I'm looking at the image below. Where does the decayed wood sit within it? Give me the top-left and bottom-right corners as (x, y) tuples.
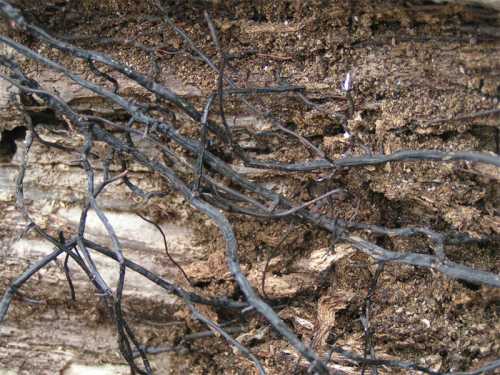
(0, 66), (207, 373)
(0, 66), (283, 374)
(0, 1), (499, 374)
(434, 0), (500, 10)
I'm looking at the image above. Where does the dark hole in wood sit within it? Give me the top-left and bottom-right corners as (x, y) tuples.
(0, 126), (27, 162)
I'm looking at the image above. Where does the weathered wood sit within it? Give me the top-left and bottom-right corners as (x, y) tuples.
(1, 1), (499, 374)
